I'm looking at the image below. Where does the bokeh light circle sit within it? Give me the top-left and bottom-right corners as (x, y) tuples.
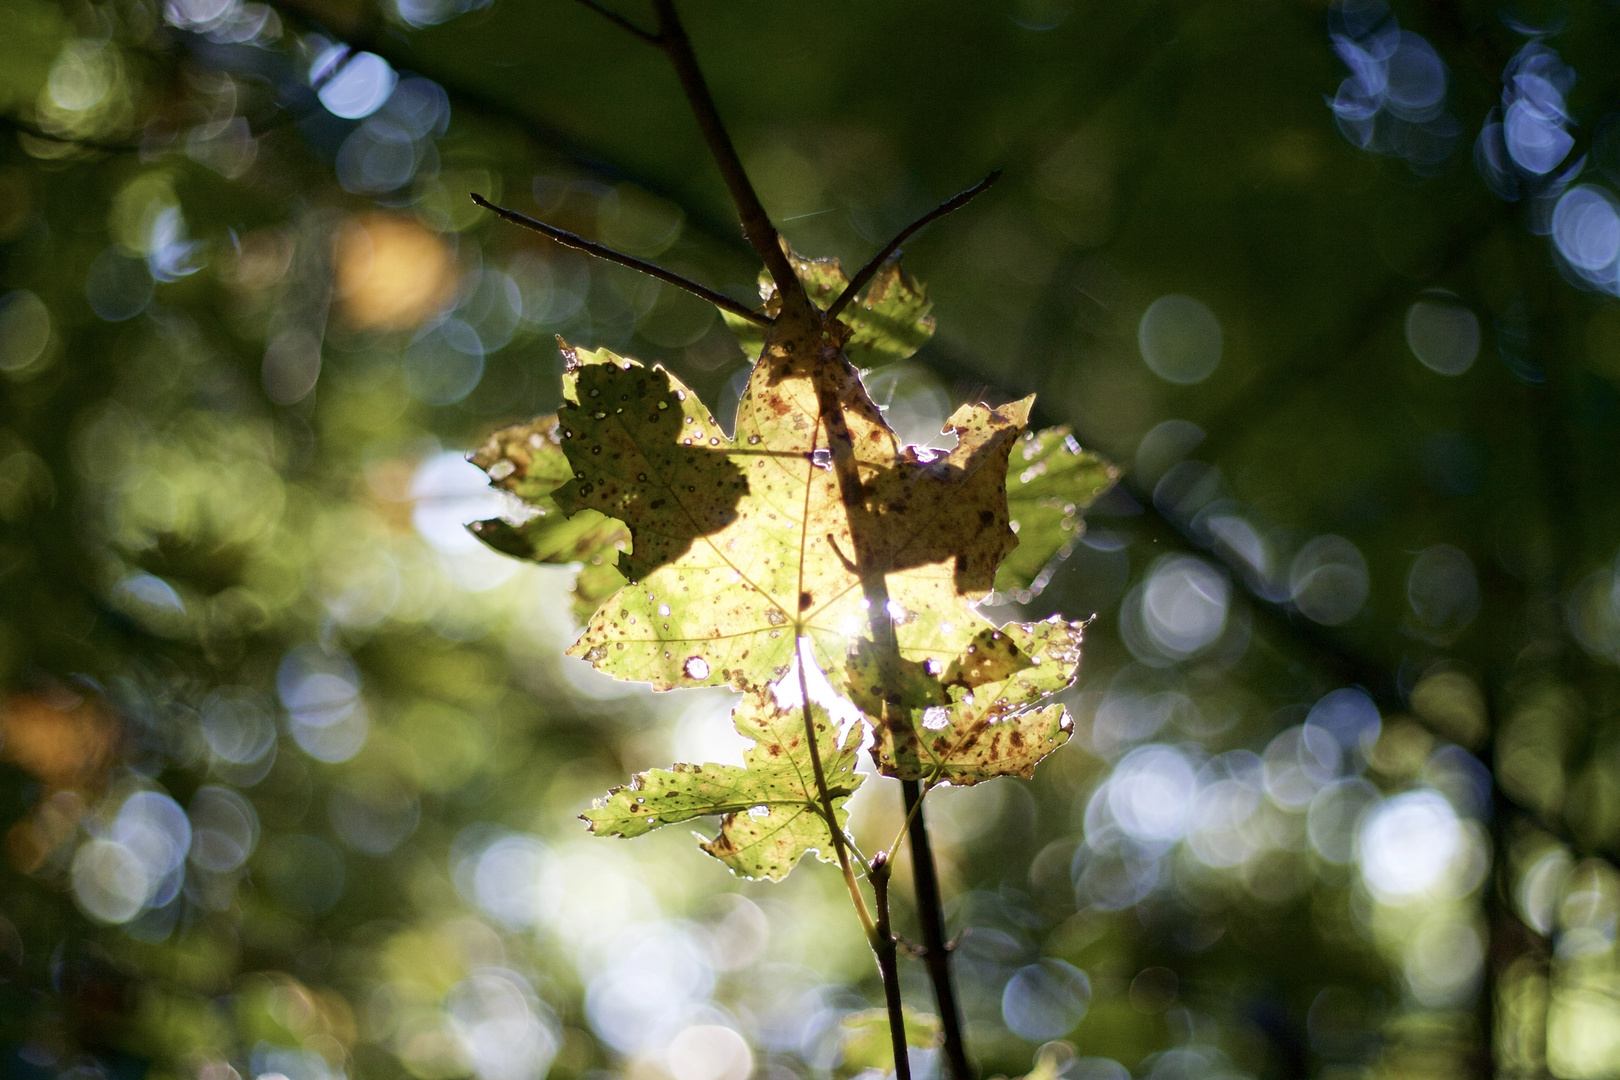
(188, 786), (259, 872)
(278, 645), (369, 763)
(1404, 297), (1479, 375)
(113, 791), (192, 882)
(1305, 687), (1381, 760)
(1138, 295), (1222, 384)
(444, 969), (561, 1080)
(404, 318), (485, 405)
(1505, 97), (1574, 175)
(1140, 554), (1229, 658)
(1358, 788), (1460, 901)
(1107, 745), (1198, 845)
(1552, 185), (1620, 272)
(0, 290), (52, 373)
(313, 48), (397, 120)
(1407, 543), (1479, 635)
(1001, 959), (1091, 1040)
(1289, 535), (1369, 625)
(71, 838), (150, 923)
(473, 833), (555, 928)
(1382, 32), (1446, 121)
(667, 1025), (753, 1080)
(1263, 725), (1341, 810)
(86, 248), (154, 321)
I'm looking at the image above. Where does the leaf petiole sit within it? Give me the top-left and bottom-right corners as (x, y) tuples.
(794, 637), (877, 942)
(880, 775), (936, 868)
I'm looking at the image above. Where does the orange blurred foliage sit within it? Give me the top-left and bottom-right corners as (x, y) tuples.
(2, 691), (118, 872)
(1, 691), (117, 790)
(334, 214), (455, 331)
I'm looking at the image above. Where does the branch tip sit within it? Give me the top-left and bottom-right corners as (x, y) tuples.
(570, 0), (661, 43)
(473, 193), (771, 327)
(826, 169), (1003, 321)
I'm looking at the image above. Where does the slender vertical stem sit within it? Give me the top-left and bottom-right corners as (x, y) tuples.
(800, 328), (925, 1075)
(902, 779), (972, 1080)
(795, 637), (876, 940)
(647, 0), (805, 304)
(870, 855), (914, 1080)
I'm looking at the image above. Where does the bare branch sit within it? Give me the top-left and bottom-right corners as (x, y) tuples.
(470, 193), (770, 327)
(647, 0), (804, 305)
(868, 855), (914, 1080)
(827, 170), (1001, 320)
(570, 0), (661, 44)
(901, 779), (972, 1080)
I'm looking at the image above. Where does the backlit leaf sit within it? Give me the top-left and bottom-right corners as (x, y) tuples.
(873, 616), (1084, 784)
(995, 427), (1120, 601)
(556, 338), (1032, 694)
(722, 248), (935, 368)
(467, 415), (630, 619)
(837, 1006), (941, 1079)
(580, 692), (863, 881)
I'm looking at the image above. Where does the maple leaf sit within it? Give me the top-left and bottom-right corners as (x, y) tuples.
(722, 248), (935, 368)
(869, 616), (1085, 785)
(467, 415), (629, 619)
(579, 691), (862, 881)
(476, 251), (1117, 883)
(995, 427), (1120, 602)
(553, 336), (1031, 696)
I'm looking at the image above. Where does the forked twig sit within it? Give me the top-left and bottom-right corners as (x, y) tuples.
(573, 0), (806, 305)
(571, 0), (659, 42)
(559, 7), (982, 1077)
(469, 193), (769, 326)
(826, 170), (1002, 321)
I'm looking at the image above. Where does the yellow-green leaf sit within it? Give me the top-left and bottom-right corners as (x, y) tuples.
(995, 426), (1120, 602)
(467, 415), (632, 619)
(557, 337), (1032, 695)
(837, 1007), (941, 1080)
(874, 617), (1084, 784)
(469, 415), (576, 502)
(721, 247), (935, 368)
(580, 692), (863, 881)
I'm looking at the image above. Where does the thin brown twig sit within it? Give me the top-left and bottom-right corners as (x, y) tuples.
(902, 779), (972, 1080)
(645, 0), (804, 304)
(469, 193), (770, 326)
(826, 170), (1002, 321)
(869, 854), (915, 1080)
(881, 776), (932, 864)
(569, 0), (805, 304)
(804, 296), (975, 1076)
(791, 430), (875, 936)
(570, 0), (660, 43)
(794, 638), (876, 940)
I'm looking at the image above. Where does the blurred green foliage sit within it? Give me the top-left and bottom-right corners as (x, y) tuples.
(3, 2), (1620, 1080)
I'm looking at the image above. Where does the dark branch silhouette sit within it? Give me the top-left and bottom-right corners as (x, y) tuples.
(470, 193), (770, 326)
(573, 0), (804, 306)
(570, 0), (660, 43)
(901, 780), (972, 1080)
(827, 170), (1002, 321)
(646, 0), (803, 303)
